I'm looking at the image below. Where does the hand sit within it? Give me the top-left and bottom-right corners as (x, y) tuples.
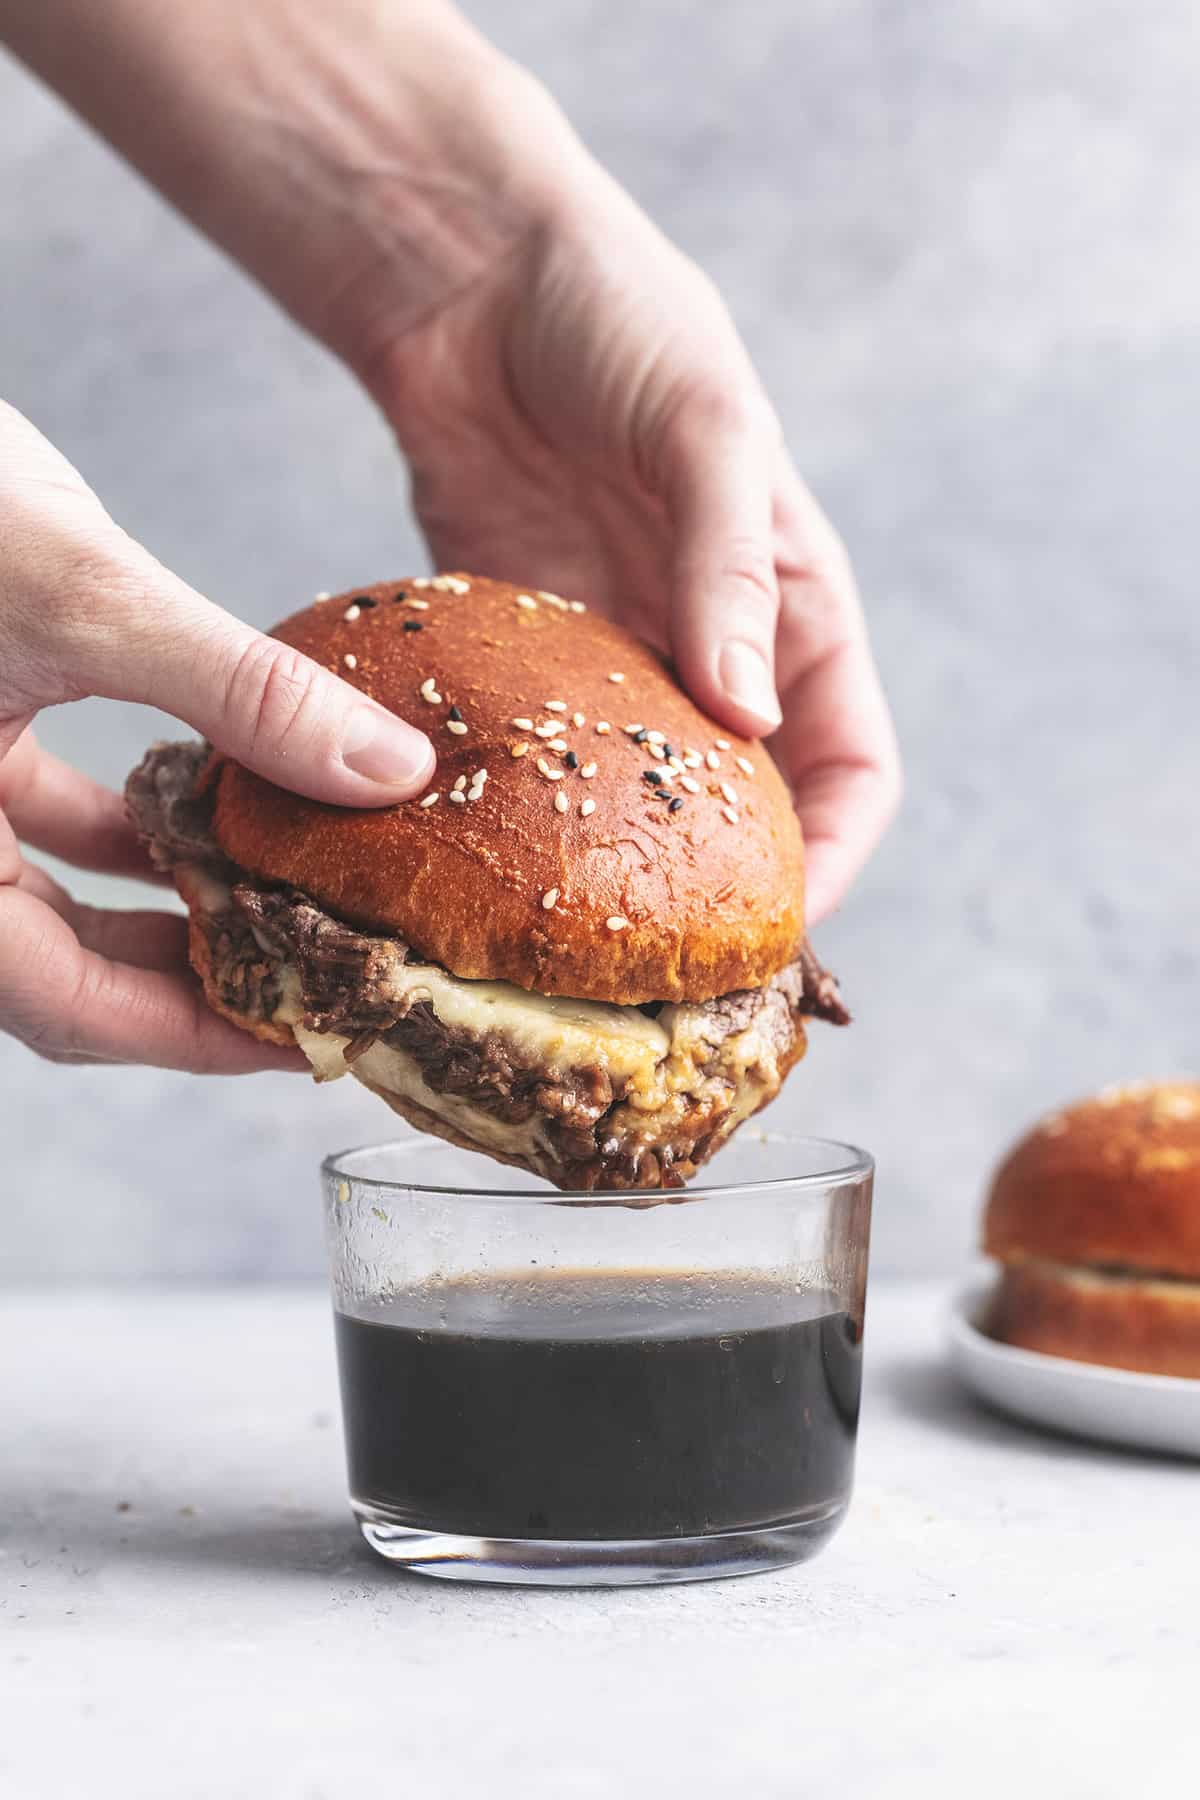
(367, 187), (900, 920)
(0, 401), (433, 1070)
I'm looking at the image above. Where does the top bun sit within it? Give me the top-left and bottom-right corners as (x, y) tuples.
(984, 1081), (1200, 1279)
(211, 575), (805, 1004)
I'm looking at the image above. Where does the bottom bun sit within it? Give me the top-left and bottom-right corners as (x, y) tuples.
(985, 1260), (1200, 1378)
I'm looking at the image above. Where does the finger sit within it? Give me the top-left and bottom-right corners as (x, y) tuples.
(18, 862), (192, 973)
(0, 403), (434, 806)
(774, 640), (901, 924)
(71, 564), (435, 806)
(0, 731), (167, 881)
(771, 471), (900, 921)
(0, 885), (304, 1073)
(660, 398), (783, 737)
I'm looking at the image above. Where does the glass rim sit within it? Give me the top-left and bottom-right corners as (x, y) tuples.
(321, 1133), (873, 1204)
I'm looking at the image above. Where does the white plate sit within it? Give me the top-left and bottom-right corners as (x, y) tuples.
(947, 1279), (1200, 1459)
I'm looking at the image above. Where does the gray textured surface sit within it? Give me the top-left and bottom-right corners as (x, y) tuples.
(3, 1280), (1196, 1797)
(2, 4), (1197, 1279)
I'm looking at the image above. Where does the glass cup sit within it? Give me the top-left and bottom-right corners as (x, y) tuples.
(322, 1132), (873, 1587)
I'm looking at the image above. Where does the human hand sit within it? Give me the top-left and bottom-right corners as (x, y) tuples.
(0, 401), (433, 1070)
(368, 184), (901, 921)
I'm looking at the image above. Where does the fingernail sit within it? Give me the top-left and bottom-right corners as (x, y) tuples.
(341, 707), (433, 787)
(718, 640), (782, 731)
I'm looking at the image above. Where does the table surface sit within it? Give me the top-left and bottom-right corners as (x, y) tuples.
(3, 1279), (1197, 1799)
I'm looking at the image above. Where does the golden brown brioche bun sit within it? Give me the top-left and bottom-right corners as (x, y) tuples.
(984, 1081), (1200, 1279)
(983, 1081), (1200, 1375)
(211, 575), (804, 1005)
(982, 1260), (1200, 1379)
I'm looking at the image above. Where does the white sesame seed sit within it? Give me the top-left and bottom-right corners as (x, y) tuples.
(343, 604), (361, 622)
(540, 592), (569, 612)
(343, 653), (357, 670)
(554, 790), (569, 813)
(432, 574), (470, 594)
(683, 751), (702, 769)
(419, 792), (439, 808)
(537, 759), (565, 781)
(735, 756), (755, 777)
(315, 589), (331, 601)
(623, 723), (643, 737)
(511, 717), (535, 731)
(473, 768), (488, 784)
(420, 678), (440, 702)
(646, 730), (666, 745)
(722, 805), (739, 825)
(680, 775), (701, 795)
(406, 597), (431, 611)
(606, 916), (629, 932)
(608, 672), (625, 684)
(720, 782), (739, 806)
(569, 600), (587, 614)
(648, 742), (665, 760)
(510, 741), (530, 758)
(715, 738), (731, 751)
(572, 712), (585, 728)
(580, 762), (597, 779)
(516, 594), (538, 611)
(595, 721), (611, 735)
(544, 700), (567, 713)
(536, 590), (561, 605)
(667, 756), (685, 773)
(542, 888), (559, 910)
(705, 750), (721, 771)
(453, 776), (467, 793)
(411, 577), (432, 587)
(580, 798), (596, 817)
(446, 719), (468, 736)
(547, 738), (568, 753)
(534, 723), (558, 739)
(467, 785), (485, 802)
(448, 790), (466, 804)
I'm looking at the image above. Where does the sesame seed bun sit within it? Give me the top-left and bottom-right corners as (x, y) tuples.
(210, 574), (805, 1005)
(981, 1081), (1200, 1375)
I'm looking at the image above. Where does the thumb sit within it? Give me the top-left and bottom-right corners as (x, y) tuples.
(115, 579), (436, 805)
(1, 399), (434, 805)
(661, 401), (783, 738)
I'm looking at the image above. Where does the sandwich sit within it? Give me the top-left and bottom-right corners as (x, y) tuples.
(983, 1081), (1200, 1375)
(126, 574), (848, 1190)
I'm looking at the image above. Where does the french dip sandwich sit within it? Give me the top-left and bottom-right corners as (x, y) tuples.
(983, 1081), (1200, 1376)
(127, 574), (847, 1190)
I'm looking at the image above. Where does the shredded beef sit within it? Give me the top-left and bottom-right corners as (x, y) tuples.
(125, 741), (222, 869)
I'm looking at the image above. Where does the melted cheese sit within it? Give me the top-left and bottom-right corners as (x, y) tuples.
(280, 952), (668, 1090)
(293, 1026), (551, 1167)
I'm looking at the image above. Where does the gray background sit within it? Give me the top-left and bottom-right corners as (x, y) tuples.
(1, 2), (1196, 1280)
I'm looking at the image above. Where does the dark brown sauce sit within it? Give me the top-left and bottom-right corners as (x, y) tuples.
(335, 1272), (861, 1541)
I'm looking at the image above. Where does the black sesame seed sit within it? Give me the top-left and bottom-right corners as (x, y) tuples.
(662, 743), (676, 759)
(448, 704), (463, 722)
(392, 590), (407, 603)
(356, 596), (378, 609)
(643, 769), (664, 786)
(634, 729), (650, 744)
(564, 751), (579, 770)
(669, 796), (685, 813)
(402, 618), (423, 633)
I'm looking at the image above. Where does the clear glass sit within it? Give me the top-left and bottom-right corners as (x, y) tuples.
(322, 1131), (873, 1587)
